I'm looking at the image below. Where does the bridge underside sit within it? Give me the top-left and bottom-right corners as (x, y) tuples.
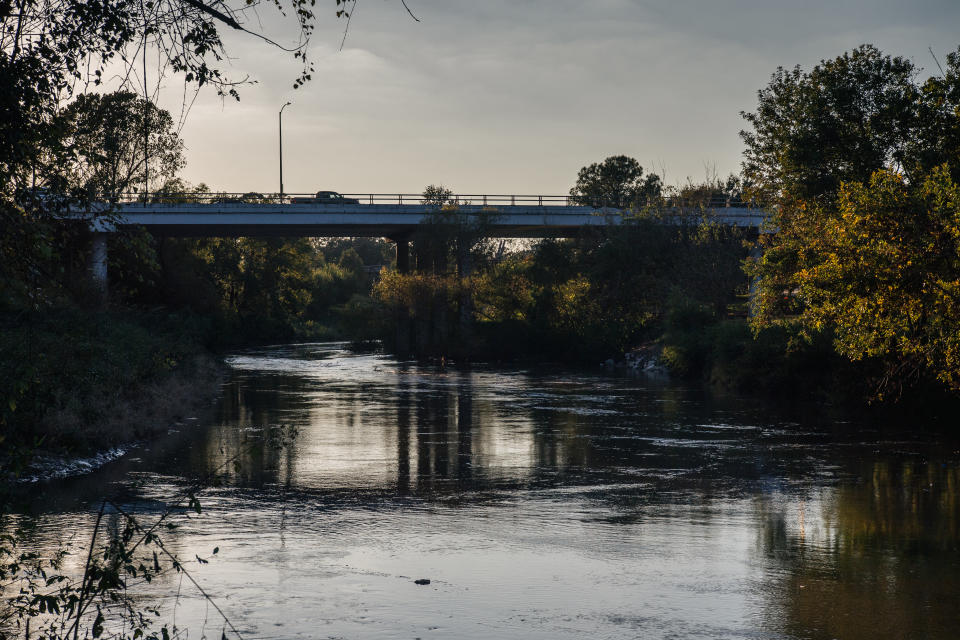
(113, 220), (592, 239)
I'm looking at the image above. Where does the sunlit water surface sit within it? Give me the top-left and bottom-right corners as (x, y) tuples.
(19, 343), (960, 639)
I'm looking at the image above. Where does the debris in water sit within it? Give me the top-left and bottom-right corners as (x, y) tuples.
(414, 578), (431, 585)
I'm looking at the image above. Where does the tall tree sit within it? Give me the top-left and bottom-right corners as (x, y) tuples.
(741, 45), (921, 207)
(1, 0), (320, 191)
(0, 0), (367, 306)
(744, 44), (960, 395)
(569, 155), (662, 209)
(421, 184), (456, 207)
(57, 92), (184, 198)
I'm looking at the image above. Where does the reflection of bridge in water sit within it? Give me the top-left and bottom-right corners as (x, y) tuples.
(85, 192), (770, 289)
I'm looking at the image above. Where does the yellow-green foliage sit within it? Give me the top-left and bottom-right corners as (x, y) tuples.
(374, 270), (466, 311)
(472, 258), (536, 323)
(777, 167), (960, 393)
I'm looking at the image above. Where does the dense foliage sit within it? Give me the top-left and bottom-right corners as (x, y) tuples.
(0, 309), (218, 461)
(140, 235), (386, 341)
(744, 44), (960, 396)
(368, 178), (751, 362)
(779, 168), (960, 396)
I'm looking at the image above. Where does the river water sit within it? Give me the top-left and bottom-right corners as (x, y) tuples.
(17, 343), (960, 639)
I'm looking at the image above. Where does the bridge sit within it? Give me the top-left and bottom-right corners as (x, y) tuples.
(95, 192), (767, 236)
(84, 192), (770, 292)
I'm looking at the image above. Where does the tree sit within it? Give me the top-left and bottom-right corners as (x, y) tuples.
(1, 0), (319, 189)
(0, 0), (361, 306)
(57, 92), (185, 198)
(741, 45), (921, 207)
(742, 44), (960, 207)
(744, 44), (960, 396)
(782, 167), (960, 395)
(421, 184), (456, 207)
(317, 236), (394, 266)
(569, 155), (662, 209)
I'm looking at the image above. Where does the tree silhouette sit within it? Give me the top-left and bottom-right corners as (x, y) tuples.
(569, 155), (662, 209)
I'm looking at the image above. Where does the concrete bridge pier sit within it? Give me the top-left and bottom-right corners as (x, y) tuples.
(87, 232), (109, 303)
(456, 238), (473, 355)
(390, 235), (413, 355)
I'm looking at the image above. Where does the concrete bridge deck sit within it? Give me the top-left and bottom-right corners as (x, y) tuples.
(98, 202), (769, 238)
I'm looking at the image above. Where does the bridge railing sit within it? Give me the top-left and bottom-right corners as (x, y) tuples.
(114, 192), (580, 206)
(342, 193), (576, 206)
(113, 191), (765, 209)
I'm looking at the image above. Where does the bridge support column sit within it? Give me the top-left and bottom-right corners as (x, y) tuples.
(390, 236), (412, 356)
(87, 232), (108, 304)
(456, 238), (473, 358)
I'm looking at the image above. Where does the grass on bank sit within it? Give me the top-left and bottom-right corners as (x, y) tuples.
(0, 309), (222, 469)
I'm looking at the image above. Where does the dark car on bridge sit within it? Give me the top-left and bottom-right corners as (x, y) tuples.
(290, 190), (360, 205)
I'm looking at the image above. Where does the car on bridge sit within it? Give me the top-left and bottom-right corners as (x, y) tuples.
(290, 190), (360, 205)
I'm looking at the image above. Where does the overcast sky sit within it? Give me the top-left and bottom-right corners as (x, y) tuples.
(159, 0), (960, 195)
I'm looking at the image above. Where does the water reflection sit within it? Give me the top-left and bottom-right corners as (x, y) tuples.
(757, 461), (960, 639)
(203, 347), (812, 497)
(11, 343), (960, 639)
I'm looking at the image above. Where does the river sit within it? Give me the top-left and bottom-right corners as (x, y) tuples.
(14, 343), (960, 639)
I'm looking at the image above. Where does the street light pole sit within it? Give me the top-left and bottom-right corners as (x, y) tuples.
(279, 101), (292, 201)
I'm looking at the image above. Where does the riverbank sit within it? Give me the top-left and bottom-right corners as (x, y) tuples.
(632, 316), (960, 419)
(0, 309), (225, 478)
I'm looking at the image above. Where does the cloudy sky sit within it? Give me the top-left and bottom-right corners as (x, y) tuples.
(161, 0), (960, 195)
